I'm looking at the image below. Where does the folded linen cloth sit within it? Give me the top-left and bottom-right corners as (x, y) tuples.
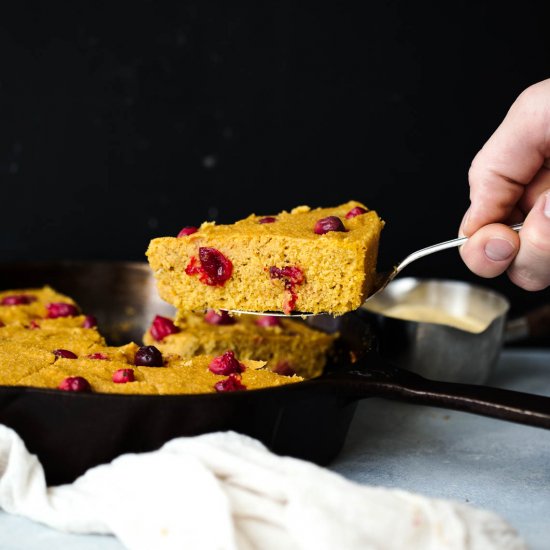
(0, 425), (524, 550)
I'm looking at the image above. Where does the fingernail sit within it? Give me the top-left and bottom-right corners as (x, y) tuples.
(484, 238), (516, 262)
(544, 192), (550, 219)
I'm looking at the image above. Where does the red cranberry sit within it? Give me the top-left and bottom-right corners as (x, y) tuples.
(135, 345), (164, 367)
(87, 353), (109, 360)
(58, 376), (91, 392)
(46, 302), (79, 319)
(209, 350), (245, 375)
(259, 216), (277, 224)
(273, 361), (296, 376)
(255, 315), (281, 328)
(1, 294), (37, 306)
(204, 309), (236, 326)
(268, 266), (305, 314)
(112, 368), (135, 383)
(214, 373), (247, 392)
(269, 266), (304, 286)
(345, 206), (368, 219)
(28, 320), (40, 329)
(82, 315), (97, 328)
(198, 247), (233, 286)
(314, 216), (346, 235)
(150, 315), (180, 341)
(185, 247), (233, 286)
(0, 320), (4, 328)
(177, 226), (198, 237)
(53, 349), (78, 359)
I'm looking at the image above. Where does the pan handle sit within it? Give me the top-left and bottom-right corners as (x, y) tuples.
(322, 356), (550, 429)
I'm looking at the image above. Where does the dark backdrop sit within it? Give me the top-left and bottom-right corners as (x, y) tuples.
(1, 1), (549, 316)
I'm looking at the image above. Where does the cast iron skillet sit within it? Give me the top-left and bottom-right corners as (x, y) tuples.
(1, 261), (549, 485)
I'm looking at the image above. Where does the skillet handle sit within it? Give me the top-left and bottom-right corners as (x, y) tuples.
(324, 357), (550, 429)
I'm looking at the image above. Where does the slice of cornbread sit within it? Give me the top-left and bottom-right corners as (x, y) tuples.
(146, 200), (384, 315)
(0, 286), (80, 326)
(0, 324), (106, 356)
(14, 349), (302, 395)
(0, 342), (57, 385)
(143, 311), (336, 378)
(0, 287), (304, 394)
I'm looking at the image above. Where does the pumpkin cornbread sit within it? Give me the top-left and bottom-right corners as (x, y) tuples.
(0, 287), (304, 394)
(143, 311), (336, 378)
(0, 286), (81, 326)
(2, 340), (302, 394)
(146, 200), (384, 315)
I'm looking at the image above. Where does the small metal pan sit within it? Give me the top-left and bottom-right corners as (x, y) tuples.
(361, 278), (510, 384)
(0, 262), (549, 485)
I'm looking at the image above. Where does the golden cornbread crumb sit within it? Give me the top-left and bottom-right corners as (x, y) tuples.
(0, 287), (304, 394)
(14, 350), (301, 394)
(0, 342), (56, 385)
(146, 200), (384, 315)
(0, 286), (78, 326)
(144, 312), (335, 378)
(0, 324), (106, 356)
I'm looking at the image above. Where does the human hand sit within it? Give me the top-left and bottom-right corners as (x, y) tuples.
(459, 79), (550, 290)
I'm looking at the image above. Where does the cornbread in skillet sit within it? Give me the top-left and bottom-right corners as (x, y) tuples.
(8, 345), (301, 394)
(0, 286), (80, 326)
(0, 324), (106, 355)
(144, 311), (336, 378)
(146, 200), (384, 315)
(0, 287), (303, 394)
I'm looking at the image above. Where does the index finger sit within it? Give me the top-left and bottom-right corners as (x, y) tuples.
(462, 80), (550, 236)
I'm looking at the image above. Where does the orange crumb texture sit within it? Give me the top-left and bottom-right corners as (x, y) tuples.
(146, 200), (384, 315)
(0, 287), (303, 394)
(144, 311), (336, 379)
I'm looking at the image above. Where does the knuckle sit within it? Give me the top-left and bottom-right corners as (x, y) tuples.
(523, 228), (550, 255)
(508, 268), (550, 292)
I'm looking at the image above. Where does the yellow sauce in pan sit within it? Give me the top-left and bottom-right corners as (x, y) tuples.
(380, 304), (488, 333)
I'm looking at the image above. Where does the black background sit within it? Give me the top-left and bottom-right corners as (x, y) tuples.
(1, 1), (549, 317)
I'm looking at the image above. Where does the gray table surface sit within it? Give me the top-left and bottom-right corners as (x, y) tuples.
(1, 348), (549, 550)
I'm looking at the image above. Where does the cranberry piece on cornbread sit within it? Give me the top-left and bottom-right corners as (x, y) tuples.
(214, 373), (247, 392)
(314, 216), (346, 235)
(87, 353), (109, 360)
(150, 315), (180, 341)
(209, 350), (246, 375)
(269, 266), (305, 314)
(53, 349), (78, 359)
(273, 361), (297, 376)
(113, 368), (135, 383)
(58, 376), (91, 392)
(269, 266), (304, 286)
(83, 315), (98, 328)
(47, 302), (79, 318)
(259, 216), (277, 224)
(177, 226), (198, 237)
(135, 345), (164, 367)
(255, 315), (281, 328)
(204, 309), (236, 325)
(1, 294), (37, 306)
(185, 247), (233, 286)
(345, 206), (368, 219)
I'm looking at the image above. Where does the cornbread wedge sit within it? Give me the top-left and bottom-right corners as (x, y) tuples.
(0, 287), (304, 394)
(144, 311), (336, 379)
(147, 200), (384, 315)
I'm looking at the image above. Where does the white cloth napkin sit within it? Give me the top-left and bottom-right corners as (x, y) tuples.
(0, 425), (524, 550)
